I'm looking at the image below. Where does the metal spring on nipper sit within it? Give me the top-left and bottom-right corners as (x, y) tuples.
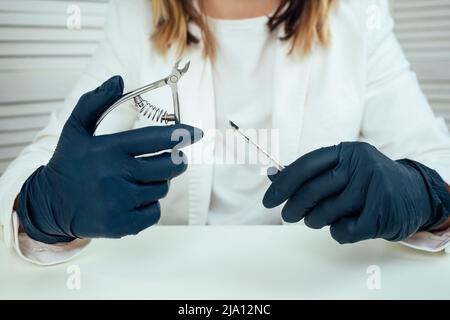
(133, 95), (170, 124)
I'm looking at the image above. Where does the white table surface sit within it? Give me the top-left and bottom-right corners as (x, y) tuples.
(0, 225), (449, 299)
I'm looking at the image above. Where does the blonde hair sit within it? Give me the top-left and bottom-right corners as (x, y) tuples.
(151, 0), (336, 59)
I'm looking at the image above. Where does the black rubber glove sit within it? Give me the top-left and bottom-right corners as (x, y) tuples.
(263, 142), (450, 243)
(17, 76), (203, 244)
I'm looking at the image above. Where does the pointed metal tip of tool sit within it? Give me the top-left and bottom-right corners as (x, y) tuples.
(181, 60), (190, 74)
(185, 60), (191, 70)
(174, 59), (191, 74)
(229, 120), (239, 130)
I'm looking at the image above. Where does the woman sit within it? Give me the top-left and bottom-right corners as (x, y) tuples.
(0, 0), (449, 265)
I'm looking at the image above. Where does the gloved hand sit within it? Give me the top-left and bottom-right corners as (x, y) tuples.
(263, 142), (450, 243)
(17, 76), (203, 244)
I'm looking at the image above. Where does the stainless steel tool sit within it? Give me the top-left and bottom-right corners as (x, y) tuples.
(229, 120), (285, 172)
(94, 59), (190, 132)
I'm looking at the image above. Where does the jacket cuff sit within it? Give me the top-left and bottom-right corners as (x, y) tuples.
(12, 212), (90, 266)
(400, 227), (450, 253)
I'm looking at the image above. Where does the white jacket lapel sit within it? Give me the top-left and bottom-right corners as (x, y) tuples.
(179, 48), (216, 225)
(272, 41), (313, 165)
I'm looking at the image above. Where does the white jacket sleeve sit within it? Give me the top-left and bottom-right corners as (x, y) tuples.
(361, 0), (450, 252)
(0, 0), (146, 265)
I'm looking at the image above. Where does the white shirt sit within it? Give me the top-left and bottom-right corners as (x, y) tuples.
(207, 16), (281, 225)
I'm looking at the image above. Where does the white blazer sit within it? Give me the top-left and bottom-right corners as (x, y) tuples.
(1, 0), (450, 265)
